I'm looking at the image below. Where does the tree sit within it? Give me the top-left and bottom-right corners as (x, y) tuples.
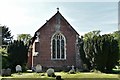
(78, 36), (91, 70)
(1, 25), (13, 45)
(112, 31), (120, 68)
(80, 31), (119, 72)
(17, 34), (32, 45)
(84, 30), (100, 41)
(112, 31), (120, 59)
(0, 47), (9, 69)
(95, 35), (119, 72)
(82, 30), (101, 70)
(7, 40), (28, 71)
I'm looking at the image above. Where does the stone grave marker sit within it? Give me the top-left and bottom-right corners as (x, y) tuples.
(6, 68), (11, 76)
(69, 65), (75, 74)
(16, 65), (22, 74)
(71, 65), (75, 70)
(46, 68), (55, 77)
(35, 64), (42, 73)
(1, 68), (11, 76)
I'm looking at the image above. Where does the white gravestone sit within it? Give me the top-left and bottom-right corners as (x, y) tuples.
(16, 65), (22, 72)
(46, 68), (55, 77)
(71, 65), (75, 70)
(35, 64), (42, 73)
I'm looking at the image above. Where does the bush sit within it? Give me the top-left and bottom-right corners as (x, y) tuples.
(0, 48), (9, 69)
(56, 75), (62, 80)
(7, 40), (28, 72)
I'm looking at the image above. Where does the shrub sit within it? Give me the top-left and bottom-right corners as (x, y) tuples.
(56, 75), (62, 80)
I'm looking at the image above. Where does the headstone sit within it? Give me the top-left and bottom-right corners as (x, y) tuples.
(69, 65), (75, 74)
(31, 67), (35, 72)
(1, 69), (6, 76)
(35, 64), (42, 73)
(6, 68), (11, 76)
(1, 68), (11, 76)
(46, 68), (55, 77)
(71, 65), (75, 70)
(16, 65), (22, 73)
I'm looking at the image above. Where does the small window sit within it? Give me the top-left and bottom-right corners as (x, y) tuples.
(35, 37), (39, 42)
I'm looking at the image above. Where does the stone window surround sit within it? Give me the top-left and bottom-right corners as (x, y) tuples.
(51, 32), (66, 60)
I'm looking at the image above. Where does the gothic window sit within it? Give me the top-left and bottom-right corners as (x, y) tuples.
(51, 33), (66, 60)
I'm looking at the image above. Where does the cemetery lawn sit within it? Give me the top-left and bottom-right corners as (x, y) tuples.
(1, 72), (120, 80)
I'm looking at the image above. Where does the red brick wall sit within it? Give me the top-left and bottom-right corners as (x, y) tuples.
(27, 47), (33, 69)
(33, 13), (78, 69)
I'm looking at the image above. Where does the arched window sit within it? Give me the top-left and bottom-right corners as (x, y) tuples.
(51, 33), (66, 60)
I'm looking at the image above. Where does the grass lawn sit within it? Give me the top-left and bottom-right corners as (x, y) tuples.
(1, 72), (120, 80)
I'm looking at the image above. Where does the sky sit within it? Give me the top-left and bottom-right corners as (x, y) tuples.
(0, 0), (119, 39)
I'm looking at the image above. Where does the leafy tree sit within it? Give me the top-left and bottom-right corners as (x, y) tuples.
(82, 30), (101, 70)
(84, 30), (100, 41)
(1, 25), (13, 45)
(111, 31), (120, 68)
(7, 40), (28, 71)
(112, 31), (120, 59)
(17, 34), (32, 45)
(0, 25), (13, 69)
(80, 31), (119, 72)
(0, 47), (9, 69)
(95, 35), (119, 72)
(78, 36), (91, 70)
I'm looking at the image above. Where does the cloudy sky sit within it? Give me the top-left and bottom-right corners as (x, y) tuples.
(0, 0), (119, 39)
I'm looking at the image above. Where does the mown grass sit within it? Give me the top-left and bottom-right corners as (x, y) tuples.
(0, 72), (120, 80)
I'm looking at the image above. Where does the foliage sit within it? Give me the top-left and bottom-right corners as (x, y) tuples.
(1, 25), (13, 45)
(112, 31), (120, 60)
(84, 30), (101, 41)
(7, 40), (28, 71)
(80, 31), (119, 72)
(17, 34), (32, 46)
(78, 36), (91, 70)
(0, 47), (7, 56)
(0, 47), (9, 68)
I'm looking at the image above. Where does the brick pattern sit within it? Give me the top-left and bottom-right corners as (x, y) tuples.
(27, 11), (80, 69)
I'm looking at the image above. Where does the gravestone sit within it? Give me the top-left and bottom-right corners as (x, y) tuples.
(16, 65), (22, 73)
(6, 68), (11, 76)
(69, 65), (75, 74)
(46, 68), (55, 77)
(31, 67), (35, 72)
(35, 64), (42, 73)
(1, 69), (6, 76)
(1, 68), (11, 76)
(71, 65), (75, 70)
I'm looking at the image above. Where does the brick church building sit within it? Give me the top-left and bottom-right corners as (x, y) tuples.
(27, 9), (83, 71)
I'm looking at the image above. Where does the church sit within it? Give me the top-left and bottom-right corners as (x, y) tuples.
(27, 8), (83, 71)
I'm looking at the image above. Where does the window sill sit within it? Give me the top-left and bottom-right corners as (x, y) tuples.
(51, 59), (66, 60)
